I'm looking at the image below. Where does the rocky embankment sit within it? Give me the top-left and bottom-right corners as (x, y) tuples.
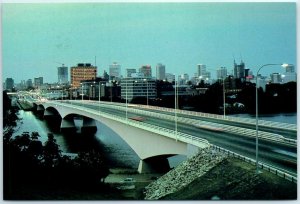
(144, 146), (227, 200)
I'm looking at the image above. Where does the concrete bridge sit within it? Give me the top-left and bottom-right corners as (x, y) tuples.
(31, 100), (210, 173)
(17, 96), (297, 177)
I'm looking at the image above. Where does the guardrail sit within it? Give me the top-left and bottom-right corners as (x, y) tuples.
(129, 103), (297, 131)
(48, 101), (210, 150)
(68, 100), (296, 146)
(28, 99), (297, 131)
(212, 145), (297, 184)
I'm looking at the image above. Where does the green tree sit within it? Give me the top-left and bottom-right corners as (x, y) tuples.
(43, 133), (61, 167)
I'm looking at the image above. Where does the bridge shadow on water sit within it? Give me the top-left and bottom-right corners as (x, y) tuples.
(35, 111), (184, 173)
(39, 113), (140, 169)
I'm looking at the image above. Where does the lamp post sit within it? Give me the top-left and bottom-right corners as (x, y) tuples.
(89, 84), (93, 100)
(110, 80), (113, 103)
(70, 84), (72, 101)
(223, 77), (226, 118)
(143, 78), (149, 106)
(255, 63), (290, 173)
(98, 82), (101, 104)
(174, 76), (178, 141)
(126, 79), (128, 123)
(80, 83), (83, 101)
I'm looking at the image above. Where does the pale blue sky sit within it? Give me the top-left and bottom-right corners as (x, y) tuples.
(2, 2), (296, 83)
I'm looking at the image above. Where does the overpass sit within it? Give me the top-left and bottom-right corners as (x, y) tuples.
(21, 98), (297, 177)
(30, 100), (210, 173)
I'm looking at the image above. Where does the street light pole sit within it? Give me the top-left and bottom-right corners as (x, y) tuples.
(255, 63), (289, 173)
(98, 81), (101, 103)
(175, 77), (178, 141)
(223, 77), (226, 118)
(143, 79), (149, 106)
(126, 79), (128, 123)
(81, 83), (83, 101)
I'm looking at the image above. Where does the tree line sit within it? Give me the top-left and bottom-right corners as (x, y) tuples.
(3, 91), (112, 200)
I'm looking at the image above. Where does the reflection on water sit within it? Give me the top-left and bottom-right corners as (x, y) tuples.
(14, 110), (140, 169)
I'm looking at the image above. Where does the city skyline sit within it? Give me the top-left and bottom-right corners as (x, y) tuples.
(2, 2), (296, 83)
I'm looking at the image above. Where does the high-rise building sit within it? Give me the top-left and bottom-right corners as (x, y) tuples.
(285, 64), (295, 73)
(270, 73), (282, 84)
(58, 65), (68, 84)
(109, 62), (121, 80)
(139, 65), (152, 78)
(234, 60), (245, 79)
(282, 65), (296, 83)
(197, 64), (210, 79)
(5, 78), (14, 91)
(197, 64), (206, 77)
(126, 68), (136, 77)
(34, 77), (43, 88)
(26, 79), (33, 88)
(71, 63), (97, 88)
(178, 74), (189, 85)
(217, 67), (227, 79)
(166, 73), (175, 83)
(282, 72), (297, 83)
(156, 63), (165, 80)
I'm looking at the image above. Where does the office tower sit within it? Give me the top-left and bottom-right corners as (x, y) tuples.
(71, 63), (97, 88)
(197, 64), (210, 79)
(234, 60), (245, 79)
(178, 73), (189, 85)
(282, 64), (297, 83)
(58, 65), (68, 84)
(5, 78), (14, 91)
(26, 79), (33, 88)
(34, 77), (43, 88)
(156, 63), (166, 80)
(285, 65), (295, 73)
(197, 64), (206, 77)
(109, 62), (121, 80)
(166, 73), (175, 83)
(139, 65), (152, 78)
(217, 67), (227, 79)
(126, 68), (136, 77)
(270, 73), (282, 84)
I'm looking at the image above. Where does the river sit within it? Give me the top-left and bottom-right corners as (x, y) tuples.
(14, 110), (140, 169)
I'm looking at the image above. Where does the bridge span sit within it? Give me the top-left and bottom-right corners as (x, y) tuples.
(32, 100), (210, 173)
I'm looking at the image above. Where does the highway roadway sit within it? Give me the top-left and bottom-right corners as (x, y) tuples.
(59, 100), (297, 177)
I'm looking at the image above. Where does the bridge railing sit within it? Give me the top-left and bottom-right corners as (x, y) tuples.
(36, 100), (296, 131)
(72, 100), (296, 146)
(212, 145), (297, 184)
(127, 103), (297, 131)
(48, 101), (210, 150)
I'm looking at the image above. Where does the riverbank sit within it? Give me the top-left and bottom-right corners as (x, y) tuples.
(161, 157), (297, 200)
(143, 147), (297, 200)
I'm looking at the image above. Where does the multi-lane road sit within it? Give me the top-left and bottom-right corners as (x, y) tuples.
(57, 100), (297, 177)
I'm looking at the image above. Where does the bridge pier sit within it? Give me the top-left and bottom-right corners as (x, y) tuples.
(81, 117), (97, 134)
(44, 109), (55, 118)
(61, 118), (77, 133)
(138, 157), (171, 174)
